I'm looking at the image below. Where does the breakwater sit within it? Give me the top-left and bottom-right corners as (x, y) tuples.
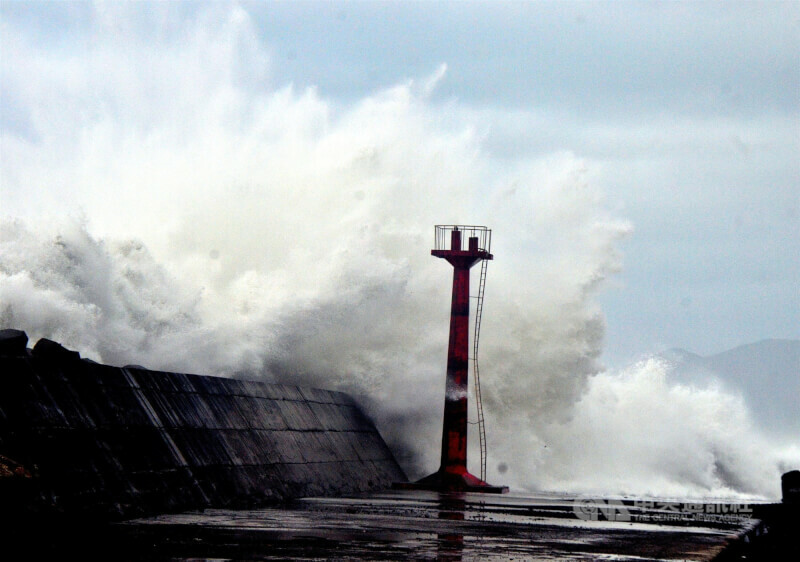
(0, 329), (405, 520)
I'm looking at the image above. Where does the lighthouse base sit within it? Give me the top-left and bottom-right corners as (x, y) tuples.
(393, 469), (508, 494)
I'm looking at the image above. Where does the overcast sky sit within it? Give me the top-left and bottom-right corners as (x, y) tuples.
(2, 1), (798, 366)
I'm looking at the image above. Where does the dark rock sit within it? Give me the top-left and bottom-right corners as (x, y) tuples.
(0, 329), (28, 356)
(32, 338), (81, 361)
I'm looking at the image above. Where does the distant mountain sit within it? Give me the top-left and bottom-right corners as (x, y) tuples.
(660, 339), (800, 439)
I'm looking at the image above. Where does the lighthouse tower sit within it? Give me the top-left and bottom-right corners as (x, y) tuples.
(395, 225), (507, 493)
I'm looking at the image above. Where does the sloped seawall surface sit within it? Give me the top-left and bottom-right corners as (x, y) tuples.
(0, 330), (405, 520)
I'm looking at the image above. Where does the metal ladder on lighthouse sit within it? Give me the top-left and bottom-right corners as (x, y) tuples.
(472, 258), (489, 482)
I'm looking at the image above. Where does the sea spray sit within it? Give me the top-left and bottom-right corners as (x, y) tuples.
(487, 357), (798, 498)
(2, 3), (792, 499)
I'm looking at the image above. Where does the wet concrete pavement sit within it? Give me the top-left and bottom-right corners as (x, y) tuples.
(107, 490), (764, 560)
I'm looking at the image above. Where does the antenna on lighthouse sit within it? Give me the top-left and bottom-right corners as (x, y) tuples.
(394, 225), (508, 493)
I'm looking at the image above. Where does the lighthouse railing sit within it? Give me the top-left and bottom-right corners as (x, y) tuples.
(434, 225), (491, 253)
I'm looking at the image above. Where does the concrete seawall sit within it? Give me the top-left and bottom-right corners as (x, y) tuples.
(0, 330), (406, 520)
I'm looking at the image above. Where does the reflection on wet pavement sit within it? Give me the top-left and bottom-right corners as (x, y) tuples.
(111, 490), (760, 560)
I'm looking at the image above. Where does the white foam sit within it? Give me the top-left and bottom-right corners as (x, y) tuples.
(3, 4), (790, 500)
